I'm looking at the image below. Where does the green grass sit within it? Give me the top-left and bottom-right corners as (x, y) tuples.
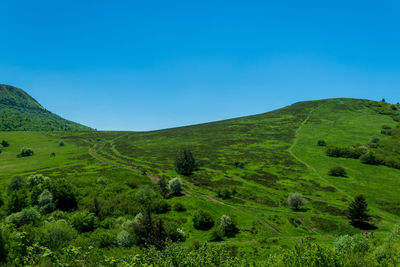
(0, 98), (399, 263)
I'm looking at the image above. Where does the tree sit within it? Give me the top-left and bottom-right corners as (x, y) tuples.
(1, 140), (9, 147)
(7, 176), (27, 194)
(117, 230), (133, 247)
(20, 147), (34, 157)
(287, 192), (307, 211)
(70, 210), (98, 233)
(38, 189), (55, 214)
(0, 231), (6, 262)
(360, 151), (380, 165)
(7, 189), (29, 214)
(157, 177), (169, 199)
(174, 149), (196, 176)
(49, 178), (77, 211)
(149, 219), (168, 250)
(168, 178), (183, 195)
(328, 166), (347, 177)
(218, 215), (238, 237)
(348, 194), (370, 227)
(193, 210), (214, 230)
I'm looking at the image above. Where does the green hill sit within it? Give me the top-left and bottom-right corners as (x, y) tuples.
(0, 84), (93, 131)
(0, 97), (399, 265)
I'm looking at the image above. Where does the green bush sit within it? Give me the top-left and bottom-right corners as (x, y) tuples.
(334, 235), (369, 254)
(20, 147), (34, 157)
(58, 141), (65, 147)
(7, 176), (27, 194)
(218, 215), (238, 237)
(168, 178), (183, 195)
(317, 140), (327, 146)
(6, 207), (40, 227)
(49, 178), (77, 211)
(41, 220), (77, 249)
(38, 189), (55, 214)
(117, 230), (133, 247)
(328, 166), (347, 177)
(7, 189), (29, 214)
(93, 229), (117, 248)
(70, 210), (98, 233)
(287, 192), (307, 211)
(326, 145), (365, 159)
(1, 140), (9, 147)
(173, 202), (186, 212)
(27, 174), (50, 188)
(360, 151), (380, 165)
(152, 199), (171, 214)
(193, 210), (214, 230)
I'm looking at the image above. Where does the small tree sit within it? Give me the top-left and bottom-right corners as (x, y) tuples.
(168, 178), (183, 195)
(287, 192), (307, 211)
(175, 149), (196, 176)
(360, 151), (379, 165)
(317, 140), (327, 146)
(117, 230), (133, 247)
(328, 166), (347, 177)
(193, 210), (214, 230)
(218, 215), (238, 237)
(59, 141), (65, 147)
(38, 189), (55, 214)
(1, 140), (9, 147)
(348, 194), (370, 227)
(157, 177), (169, 199)
(20, 147), (34, 157)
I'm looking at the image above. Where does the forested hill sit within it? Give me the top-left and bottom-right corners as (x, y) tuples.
(0, 84), (93, 131)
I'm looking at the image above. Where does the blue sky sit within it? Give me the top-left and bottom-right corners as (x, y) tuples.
(1, 0), (399, 131)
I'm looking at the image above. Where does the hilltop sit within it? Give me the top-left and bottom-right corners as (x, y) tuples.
(0, 97), (399, 265)
(0, 84), (92, 131)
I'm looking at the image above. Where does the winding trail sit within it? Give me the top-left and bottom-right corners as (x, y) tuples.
(88, 144), (282, 234)
(288, 106), (352, 200)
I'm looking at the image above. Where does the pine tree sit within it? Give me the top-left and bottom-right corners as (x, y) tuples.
(174, 149), (196, 176)
(348, 194), (370, 227)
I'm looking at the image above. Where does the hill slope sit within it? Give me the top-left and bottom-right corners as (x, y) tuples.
(0, 84), (92, 131)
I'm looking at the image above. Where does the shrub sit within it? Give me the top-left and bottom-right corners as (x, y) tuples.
(152, 199), (171, 214)
(50, 152), (56, 157)
(209, 228), (224, 242)
(96, 177), (107, 185)
(317, 140), (327, 146)
(371, 137), (380, 143)
(157, 177), (169, 199)
(193, 210), (214, 230)
(7, 207), (40, 227)
(7, 176), (27, 194)
(93, 229), (117, 248)
(360, 151), (380, 165)
(168, 178), (183, 195)
(219, 215), (238, 237)
(117, 230), (133, 247)
(334, 235), (369, 253)
(27, 174), (50, 188)
(167, 227), (186, 242)
(1, 140), (9, 147)
(70, 210), (98, 233)
(217, 187), (232, 199)
(7, 189), (29, 214)
(41, 220), (77, 249)
(287, 192), (307, 211)
(328, 166), (347, 177)
(174, 149), (196, 176)
(234, 161), (244, 168)
(58, 141), (65, 147)
(326, 145), (365, 159)
(20, 147), (34, 157)
(49, 178), (77, 211)
(38, 189), (55, 214)
(173, 202), (186, 212)
(126, 179), (138, 189)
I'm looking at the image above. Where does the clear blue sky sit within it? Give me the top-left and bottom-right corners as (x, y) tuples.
(1, 0), (399, 131)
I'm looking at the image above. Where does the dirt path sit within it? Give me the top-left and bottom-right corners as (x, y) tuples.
(89, 143), (281, 234)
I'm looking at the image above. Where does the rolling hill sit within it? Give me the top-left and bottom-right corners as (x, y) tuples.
(0, 84), (92, 131)
(0, 93), (399, 265)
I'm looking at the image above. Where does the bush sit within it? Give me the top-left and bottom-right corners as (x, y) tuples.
(193, 210), (214, 230)
(165, 223), (186, 242)
(152, 199), (171, 214)
(38, 189), (55, 214)
(117, 230), (133, 247)
(7, 176), (27, 194)
(58, 141), (65, 147)
(334, 235), (369, 253)
(209, 228), (224, 242)
(7, 189), (29, 214)
(157, 177), (169, 199)
(27, 174), (50, 188)
(371, 137), (380, 143)
(20, 147), (34, 157)
(173, 202), (186, 212)
(168, 178), (183, 195)
(96, 177), (107, 185)
(1, 140), (9, 147)
(317, 140), (327, 146)
(49, 178), (77, 211)
(126, 179), (138, 189)
(328, 166), (347, 177)
(360, 151), (380, 165)
(70, 210), (98, 233)
(175, 149), (196, 176)
(326, 145), (365, 159)
(93, 229), (117, 248)
(217, 187), (233, 199)
(287, 192), (307, 211)
(41, 220), (77, 249)
(218, 215), (238, 237)
(7, 207), (40, 227)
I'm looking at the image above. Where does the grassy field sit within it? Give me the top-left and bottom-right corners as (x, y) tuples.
(0, 98), (399, 263)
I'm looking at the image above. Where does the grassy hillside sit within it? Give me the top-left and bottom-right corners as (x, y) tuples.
(0, 98), (399, 265)
(0, 84), (93, 131)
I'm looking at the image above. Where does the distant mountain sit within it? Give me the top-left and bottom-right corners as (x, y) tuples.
(0, 84), (93, 131)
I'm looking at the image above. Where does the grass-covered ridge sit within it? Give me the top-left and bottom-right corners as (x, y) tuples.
(0, 97), (399, 265)
(0, 84), (93, 131)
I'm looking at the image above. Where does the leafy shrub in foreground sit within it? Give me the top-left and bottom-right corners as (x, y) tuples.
(193, 210), (214, 230)
(287, 192), (307, 211)
(6, 207), (40, 227)
(70, 210), (98, 233)
(41, 220), (77, 249)
(328, 166), (347, 177)
(334, 235), (369, 254)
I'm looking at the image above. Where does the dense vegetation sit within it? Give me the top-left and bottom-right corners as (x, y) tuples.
(0, 95), (400, 265)
(0, 84), (92, 131)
